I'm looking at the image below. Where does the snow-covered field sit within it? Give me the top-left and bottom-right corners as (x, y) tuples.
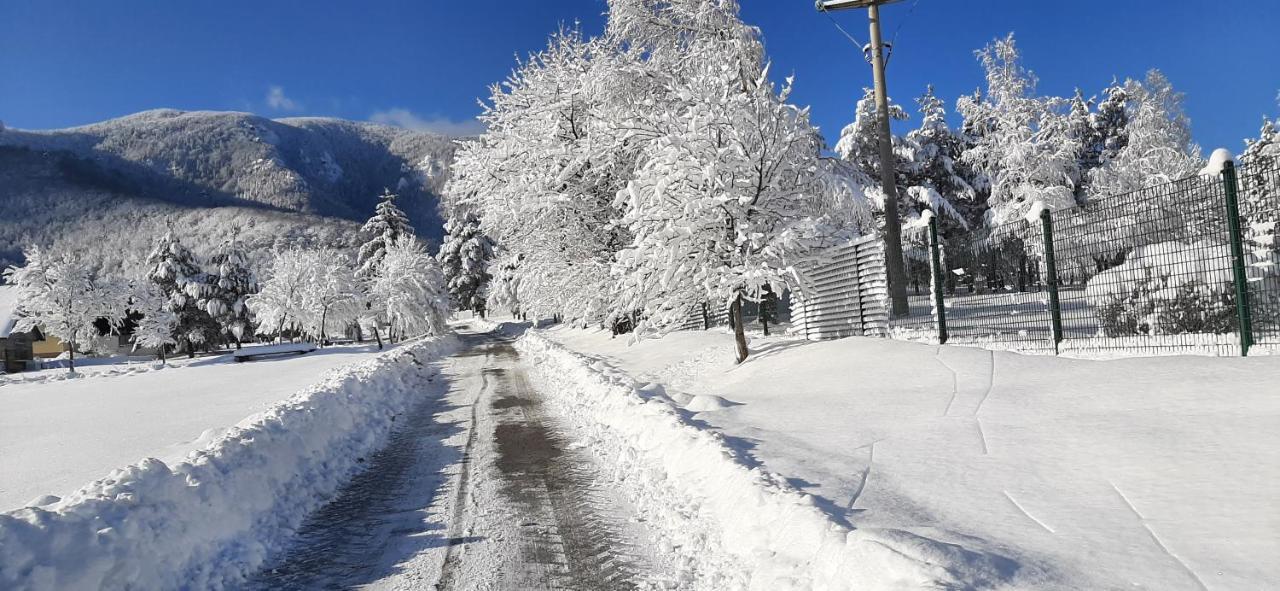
(538, 325), (1280, 590)
(0, 335), (459, 590)
(1, 343), (395, 511)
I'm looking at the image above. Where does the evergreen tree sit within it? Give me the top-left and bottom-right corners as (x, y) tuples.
(357, 189), (414, 278)
(202, 238), (258, 348)
(146, 231), (219, 357)
(1091, 82), (1131, 167)
(1067, 89), (1097, 199)
(904, 85), (979, 229)
(836, 87), (911, 204)
(1240, 115), (1280, 255)
(437, 210), (494, 315)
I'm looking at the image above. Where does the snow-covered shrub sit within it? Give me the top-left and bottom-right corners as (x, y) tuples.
(1086, 241), (1277, 336)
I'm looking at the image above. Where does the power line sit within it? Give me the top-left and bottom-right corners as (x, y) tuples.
(890, 0), (921, 52)
(824, 11), (865, 53)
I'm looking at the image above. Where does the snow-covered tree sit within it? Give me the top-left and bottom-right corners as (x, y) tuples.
(835, 87), (910, 195)
(904, 86), (979, 229)
(201, 238), (258, 348)
(1082, 82), (1130, 177)
(958, 34), (1081, 240)
(614, 15), (864, 362)
(247, 247), (312, 342)
(368, 237), (451, 340)
(3, 247), (126, 372)
(299, 250), (362, 345)
(1087, 70), (1200, 199)
(1240, 113), (1280, 256)
(484, 251), (522, 317)
(127, 279), (178, 364)
(448, 27), (632, 324)
(357, 189), (415, 278)
(437, 210), (494, 315)
(145, 231), (219, 357)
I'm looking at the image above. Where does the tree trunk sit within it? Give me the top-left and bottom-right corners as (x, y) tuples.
(730, 294), (748, 364)
(319, 308), (328, 348)
(371, 325), (384, 350)
(68, 340), (76, 373)
(158, 344), (167, 365)
(762, 311), (770, 337)
(185, 337), (195, 359)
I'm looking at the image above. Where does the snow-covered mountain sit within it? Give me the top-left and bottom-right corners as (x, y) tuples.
(0, 109), (457, 271)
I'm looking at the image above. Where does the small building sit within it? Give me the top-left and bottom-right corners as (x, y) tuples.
(0, 285), (69, 372)
(1, 285), (35, 372)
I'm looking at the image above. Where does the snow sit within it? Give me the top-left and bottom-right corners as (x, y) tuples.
(516, 331), (1011, 590)
(1023, 199), (1047, 223)
(1, 343), (398, 511)
(537, 325), (1280, 590)
(0, 335), (458, 590)
(1199, 147), (1234, 176)
(0, 285), (19, 338)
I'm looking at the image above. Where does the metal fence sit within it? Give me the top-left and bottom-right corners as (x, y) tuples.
(790, 234), (889, 340)
(892, 159), (1280, 356)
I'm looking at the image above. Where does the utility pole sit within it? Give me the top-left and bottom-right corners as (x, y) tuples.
(817, 0), (910, 317)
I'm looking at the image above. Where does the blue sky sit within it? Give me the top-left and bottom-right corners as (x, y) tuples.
(2, 0), (1277, 152)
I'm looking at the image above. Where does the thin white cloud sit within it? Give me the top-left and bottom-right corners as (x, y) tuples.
(369, 108), (485, 136)
(266, 86), (301, 112)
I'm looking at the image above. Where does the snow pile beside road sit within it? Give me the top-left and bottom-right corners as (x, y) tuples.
(516, 331), (1009, 590)
(0, 335), (458, 591)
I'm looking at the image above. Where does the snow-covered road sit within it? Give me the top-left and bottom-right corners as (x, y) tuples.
(249, 326), (669, 590)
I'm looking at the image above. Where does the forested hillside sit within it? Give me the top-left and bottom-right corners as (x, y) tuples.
(0, 110), (456, 271)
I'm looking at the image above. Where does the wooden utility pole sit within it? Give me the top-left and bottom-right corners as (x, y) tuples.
(817, 0), (910, 317)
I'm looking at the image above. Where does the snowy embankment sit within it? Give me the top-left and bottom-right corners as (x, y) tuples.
(540, 326), (1280, 590)
(0, 343), (400, 510)
(515, 331), (1009, 590)
(0, 335), (458, 591)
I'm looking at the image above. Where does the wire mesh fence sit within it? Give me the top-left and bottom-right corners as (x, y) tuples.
(891, 159), (1280, 356)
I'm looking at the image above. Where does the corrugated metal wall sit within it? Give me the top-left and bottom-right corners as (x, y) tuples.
(790, 234), (889, 340)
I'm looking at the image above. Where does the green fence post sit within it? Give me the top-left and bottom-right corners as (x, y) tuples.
(1039, 208), (1064, 354)
(1222, 160), (1254, 356)
(927, 212), (948, 344)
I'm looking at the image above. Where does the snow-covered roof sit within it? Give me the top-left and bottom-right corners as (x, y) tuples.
(0, 285), (19, 338)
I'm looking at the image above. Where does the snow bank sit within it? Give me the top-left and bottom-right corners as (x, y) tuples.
(515, 331), (1009, 591)
(0, 335), (458, 591)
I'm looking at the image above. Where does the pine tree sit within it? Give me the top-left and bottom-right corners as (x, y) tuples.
(1092, 82), (1130, 167)
(146, 231), (219, 357)
(904, 85), (979, 229)
(437, 210), (494, 315)
(1240, 115), (1279, 256)
(202, 239), (258, 348)
(357, 189), (414, 278)
(836, 87), (911, 206)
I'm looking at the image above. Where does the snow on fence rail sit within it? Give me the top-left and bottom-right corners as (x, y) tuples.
(789, 234), (889, 341)
(0, 335), (459, 591)
(515, 330), (1009, 590)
